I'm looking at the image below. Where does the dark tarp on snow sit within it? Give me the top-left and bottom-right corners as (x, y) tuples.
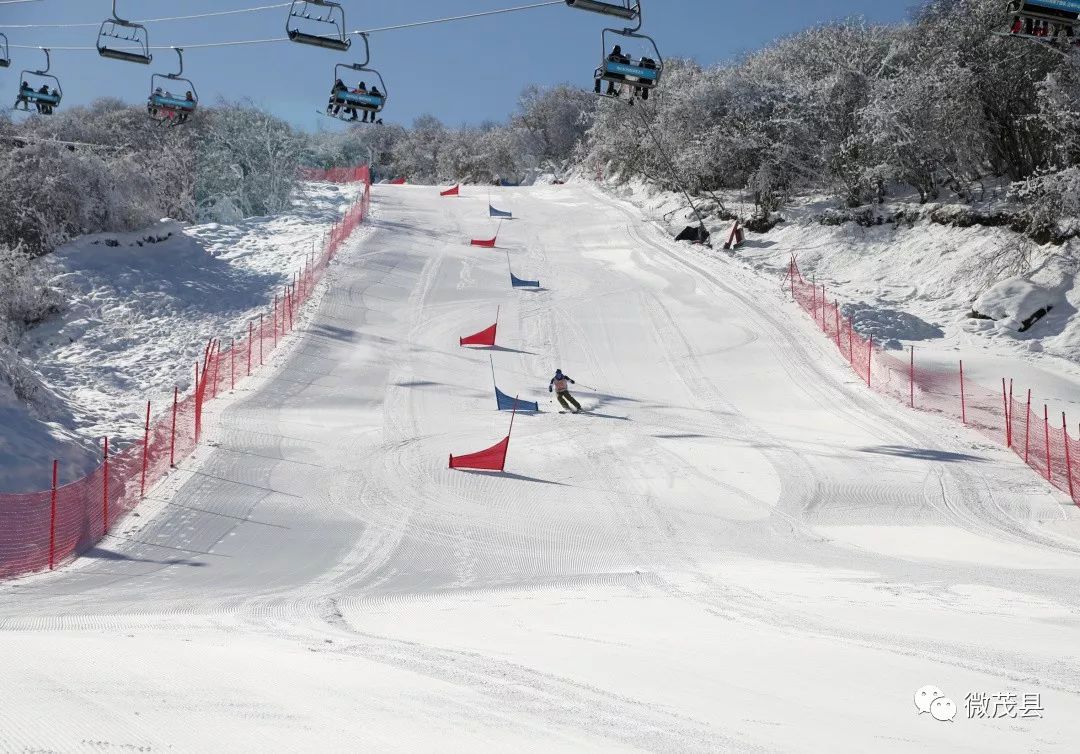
(675, 225), (711, 244)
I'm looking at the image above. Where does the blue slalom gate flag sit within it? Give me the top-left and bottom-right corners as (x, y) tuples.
(489, 204), (513, 219)
(495, 385), (539, 412)
(510, 272), (540, 288)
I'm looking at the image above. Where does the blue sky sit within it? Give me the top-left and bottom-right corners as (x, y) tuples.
(1, 1), (913, 131)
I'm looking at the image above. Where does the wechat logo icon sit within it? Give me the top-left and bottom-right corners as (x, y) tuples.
(914, 686), (956, 722)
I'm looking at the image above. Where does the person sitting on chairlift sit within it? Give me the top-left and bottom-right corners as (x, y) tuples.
(149, 87), (163, 117)
(328, 78), (346, 115)
(37, 84), (51, 114)
(636, 57), (656, 101)
(177, 91), (194, 123)
(362, 85), (383, 123)
(350, 81), (367, 122)
(596, 45), (629, 97)
(16, 81), (31, 111)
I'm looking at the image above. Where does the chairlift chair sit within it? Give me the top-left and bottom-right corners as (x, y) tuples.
(0, 33), (11, 68)
(287, 0), (352, 52)
(594, 26), (664, 100)
(1006, 0), (1080, 43)
(97, 0), (152, 65)
(565, 0), (640, 21)
(13, 48), (62, 114)
(148, 48), (198, 126)
(324, 35), (387, 122)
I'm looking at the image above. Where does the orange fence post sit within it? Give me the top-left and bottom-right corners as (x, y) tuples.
(909, 347), (915, 408)
(1063, 413), (1074, 502)
(195, 362), (202, 443)
(834, 304), (841, 349)
(867, 334), (873, 388)
(48, 459), (58, 570)
(959, 360), (967, 425)
(847, 318), (853, 364)
(1045, 404), (1052, 482)
(140, 400), (151, 497)
(102, 437), (109, 535)
(1024, 389), (1032, 463)
(1002, 379), (1010, 447)
(170, 386), (178, 467)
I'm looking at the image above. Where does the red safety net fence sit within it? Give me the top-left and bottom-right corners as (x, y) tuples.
(0, 166), (372, 581)
(788, 257), (1080, 505)
(300, 165), (370, 184)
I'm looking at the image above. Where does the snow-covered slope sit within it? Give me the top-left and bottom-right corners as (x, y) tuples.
(0, 184), (1077, 752)
(606, 179), (1080, 420)
(0, 181), (362, 492)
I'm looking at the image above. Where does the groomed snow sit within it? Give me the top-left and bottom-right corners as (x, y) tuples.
(1, 183), (1079, 752)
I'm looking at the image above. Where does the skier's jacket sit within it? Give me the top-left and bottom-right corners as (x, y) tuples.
(550, 373), (575, 393)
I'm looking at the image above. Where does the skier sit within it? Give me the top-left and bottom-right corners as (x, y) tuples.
(549, 369), (582, 413)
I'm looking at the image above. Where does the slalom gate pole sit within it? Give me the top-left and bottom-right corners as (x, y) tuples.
(140, 400), (151, 497)
(959, 361), (967, 425)
(1063, 412), (1074, 501)
(48, 459), (58, 570)
(247, 322), (253, 376)
(170, 386), (178, 466)
(490, 355), (498, 409)
(1045, 405), (1052, 482)
(102, 437), (109, 536)
(504, 398), (520, 472)
(1025, 389), (1032, 463)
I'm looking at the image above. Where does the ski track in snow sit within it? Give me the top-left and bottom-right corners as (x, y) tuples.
(1, 184), (1079, 752)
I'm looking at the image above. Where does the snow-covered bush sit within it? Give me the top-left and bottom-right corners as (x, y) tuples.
(0, 243), (63, 347)
(580, 0), (1080, 221)
(195, 104), (302, 222)
(0, 102), (194, 255)
(1009, 167), (1080, 242)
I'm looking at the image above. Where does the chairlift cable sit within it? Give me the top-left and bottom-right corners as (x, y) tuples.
(629, 104), (712, 236)
(351, 2), (563, 35)
(0, 4), (291, 30)
(6, 1), (564, 51)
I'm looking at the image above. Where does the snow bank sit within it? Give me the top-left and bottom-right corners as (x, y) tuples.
(0, 181), (362, 492)
(591, 175), (1080, 414)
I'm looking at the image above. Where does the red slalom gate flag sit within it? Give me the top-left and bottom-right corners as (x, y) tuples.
(449, 396), (519, 471)
(460, 322), (497, 347)
(440, 184), (460, 197)
(470, 236), (497, 248)
(449, 436), (509, 471)
(389, 177), (406, 185)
